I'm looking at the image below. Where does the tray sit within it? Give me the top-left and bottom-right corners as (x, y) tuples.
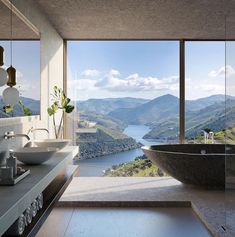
(0, 169), (30, 186)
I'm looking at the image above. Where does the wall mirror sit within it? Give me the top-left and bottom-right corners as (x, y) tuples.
(0, 0), (40, 118)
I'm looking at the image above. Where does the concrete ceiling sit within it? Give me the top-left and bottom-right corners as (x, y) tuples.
(0, 0), (39, 39)
(35, 0), (234, 40)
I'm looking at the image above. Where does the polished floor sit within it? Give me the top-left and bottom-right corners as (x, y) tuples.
(36, 207), (212, 237)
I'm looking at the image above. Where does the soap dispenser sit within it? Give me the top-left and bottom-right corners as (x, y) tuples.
(6, 151), (17, 177)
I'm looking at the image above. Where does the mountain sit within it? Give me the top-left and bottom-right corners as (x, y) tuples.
(0, 96), (40, 118)
(185, 94), (228, 111)
(109, 94), (235, 125)
(106, 94), (235, 140)
(77, 97), (149, 115)
(144, 98), (235, 140)
(109, 94), (179, 125)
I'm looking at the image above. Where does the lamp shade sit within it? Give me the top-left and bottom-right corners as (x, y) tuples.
(7, 66), (16, 87)
(0, 67), (8, 87)
(3, 87), (19, 105)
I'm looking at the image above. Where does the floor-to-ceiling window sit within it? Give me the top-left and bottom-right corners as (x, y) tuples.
(67, 41), (179, 177)
(185, 41), (226, 144)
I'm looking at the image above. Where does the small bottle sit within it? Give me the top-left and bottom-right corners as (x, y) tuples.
(6, 151), (17, 177)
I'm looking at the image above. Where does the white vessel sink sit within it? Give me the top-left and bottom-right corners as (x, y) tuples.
(15, 147), (57, 165)
(25, 139), (71, 150)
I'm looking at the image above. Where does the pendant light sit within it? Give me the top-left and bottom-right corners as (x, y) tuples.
(3, 0), (19, 105)
(0, 46), (8, 87)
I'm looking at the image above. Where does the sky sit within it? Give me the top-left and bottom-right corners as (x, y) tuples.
(0, 40), (233, 102)
(67, 40), (233, 101)
(0, 40), (40, 100)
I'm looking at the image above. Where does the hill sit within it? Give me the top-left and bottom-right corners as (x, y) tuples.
(109, 94), (179, 125)
(0, 96), (40, 118)
(75, 94), (235, 141)
(144, 98), (235, 140)
(77, 97), (149, 115)
(77, 124), (141, 159)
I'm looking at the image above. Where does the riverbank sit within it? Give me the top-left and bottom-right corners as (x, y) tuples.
(75, 125), (162, 177)
(77, 124), (142, 160)
(104, 155), (167, 177)
(79, 138), (142, 160)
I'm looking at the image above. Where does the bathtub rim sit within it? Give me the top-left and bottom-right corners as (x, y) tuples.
(142, 144), (235, 156)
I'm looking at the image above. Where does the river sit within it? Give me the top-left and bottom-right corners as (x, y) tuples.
(75, 125), (160, 176)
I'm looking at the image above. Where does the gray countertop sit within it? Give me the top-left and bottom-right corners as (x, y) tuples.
(0, 146), (78, 236)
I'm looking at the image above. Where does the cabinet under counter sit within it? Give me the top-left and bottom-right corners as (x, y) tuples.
(0, 146), (79, 237)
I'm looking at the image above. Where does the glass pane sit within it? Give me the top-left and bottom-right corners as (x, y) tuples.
(225, 16), (235, 235)
(0, 40), (40, 117)
(67, 41), (179, 177)
(185, 41), (225, 144)
(225, 39), (235, 189)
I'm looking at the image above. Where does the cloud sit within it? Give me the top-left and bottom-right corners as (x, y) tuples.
(94, 69), (179, 92)
(208, 65), (235, 78)
(16, 70), (23, 78)
(16, 78), (40, 99)
(81, 69), (100, 78)
(68, 78), (97, 90)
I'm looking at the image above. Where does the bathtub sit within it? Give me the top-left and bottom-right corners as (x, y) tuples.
(142, 144), (233, 188)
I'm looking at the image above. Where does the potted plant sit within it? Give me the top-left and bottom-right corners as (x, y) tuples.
(47, 86), (74, 139)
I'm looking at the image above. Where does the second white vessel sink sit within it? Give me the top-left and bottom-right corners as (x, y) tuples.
(25, 139), (71, 150)
(15, 147), (58, 165)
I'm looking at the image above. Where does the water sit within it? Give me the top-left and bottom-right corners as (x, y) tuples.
(76, 125), (160, 176)
(123, 125), (160, 146)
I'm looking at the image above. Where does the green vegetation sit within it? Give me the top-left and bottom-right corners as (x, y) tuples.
(189, 127), (235, 144)
(77, 124), (141, 159)
(79, 110), (125, 131)
(104, 155), (168, 177)
(48, 86), (74, 138)
(96, 124), (128, 139)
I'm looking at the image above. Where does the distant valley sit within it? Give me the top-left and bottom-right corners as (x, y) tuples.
(77, 94), (235, 141)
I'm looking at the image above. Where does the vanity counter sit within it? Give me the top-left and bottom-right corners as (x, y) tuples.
(0, 146), (79, 236)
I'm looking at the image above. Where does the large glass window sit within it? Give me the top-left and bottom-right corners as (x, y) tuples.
(185, 41), (226, 144)
(67, 41), (179, 177)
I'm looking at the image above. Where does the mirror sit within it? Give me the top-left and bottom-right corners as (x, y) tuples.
(0, 1), (40, 118)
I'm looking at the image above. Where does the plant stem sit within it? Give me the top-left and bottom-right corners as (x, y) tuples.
(53, 113), (57, 139)
(57, 110), (64, 139)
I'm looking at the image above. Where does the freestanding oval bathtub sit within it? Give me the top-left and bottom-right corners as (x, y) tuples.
(142, 144), (233, 188)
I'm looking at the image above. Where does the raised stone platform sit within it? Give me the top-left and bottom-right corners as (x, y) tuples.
(59, 177), (235, 237)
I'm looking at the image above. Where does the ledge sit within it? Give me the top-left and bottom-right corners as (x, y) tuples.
(0, 146), (78, 236)
(59, 177), (235, 237)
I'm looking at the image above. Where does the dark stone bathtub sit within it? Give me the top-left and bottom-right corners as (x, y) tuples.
(142, 144), (233, 188)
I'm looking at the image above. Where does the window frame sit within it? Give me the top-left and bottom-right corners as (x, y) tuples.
(63, 39), (227, 143)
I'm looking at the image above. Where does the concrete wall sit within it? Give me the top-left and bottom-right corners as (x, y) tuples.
(0, 0), (64, 163)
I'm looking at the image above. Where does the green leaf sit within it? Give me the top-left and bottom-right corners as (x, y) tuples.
(52, 102), (59, 111)
(3, 105), (14, 113)
(47, 108), (54, 116)
(62, 97), (70, 107)
(22, 106), (32, 116)
(65, 105), (74, 113)
(18, 100), (32, 116)
(47, 102), (59, 116)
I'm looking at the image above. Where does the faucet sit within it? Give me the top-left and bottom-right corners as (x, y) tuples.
(209, 131), (214, 144)
(27, 127), (49, 135)
(4, 131), (30, 141)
